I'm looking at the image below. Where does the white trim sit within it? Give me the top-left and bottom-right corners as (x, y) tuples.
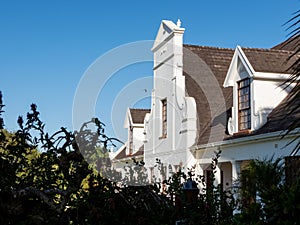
(191, 128), (300, 151)
(124, 108), (131, 129)
(237, 46), (255, 76)
(151, 20), (185, 52)
(223, 47), (238, 87)
(223, 46), (255, 87)
(253, 72), (291, 80)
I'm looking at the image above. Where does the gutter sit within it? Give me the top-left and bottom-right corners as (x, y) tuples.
(190, 128), (300, 151)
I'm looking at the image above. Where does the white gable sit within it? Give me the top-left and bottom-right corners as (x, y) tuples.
(223, 46), (255, 87)
(152, 20), (185, 52)
(224, 46), (291, 134)
(123, 108), (131, 129)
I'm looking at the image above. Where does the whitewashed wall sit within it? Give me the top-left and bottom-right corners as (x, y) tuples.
(144, 20), (197, 177)
(194, 132), (299, 190)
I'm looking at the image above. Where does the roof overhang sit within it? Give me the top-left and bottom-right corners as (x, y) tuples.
(190, 128), (300, 152)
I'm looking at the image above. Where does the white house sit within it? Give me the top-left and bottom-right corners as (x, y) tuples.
(116, 20), (300, 189)
(113, 108), (150, 169)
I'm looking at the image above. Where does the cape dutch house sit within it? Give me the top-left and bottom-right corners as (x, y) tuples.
(112, 108), (150, 169)
(114, 20), (300, 189)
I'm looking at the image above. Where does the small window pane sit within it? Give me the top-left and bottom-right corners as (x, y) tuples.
(238, 78), (251, 131)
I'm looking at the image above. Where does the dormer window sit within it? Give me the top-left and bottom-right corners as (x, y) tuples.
(238, 78), (251, 131)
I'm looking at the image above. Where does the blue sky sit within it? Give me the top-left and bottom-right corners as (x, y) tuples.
(0, 0), (299, 149)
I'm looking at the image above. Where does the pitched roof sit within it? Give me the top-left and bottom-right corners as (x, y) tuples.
(272, 35), (300, 51)
(113, 146), (127, 160)
(242, 47), (295, 73)
(183, 45), (234, 145)
(113, 145), (144, 161)
(132, 145), (144, 157)
(129, 108), (150, 124)
(183, 44), (299, 146)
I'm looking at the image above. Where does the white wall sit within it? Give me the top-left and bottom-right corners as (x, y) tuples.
(144, 20), (197, 176)
(226, 49), (291, 134)
(231, 72), (289, 133)
(132, 126), (144, 154)
(196, 134), (297, 164)
(252, 78), (288, 130)
(194, 133), (299, 190)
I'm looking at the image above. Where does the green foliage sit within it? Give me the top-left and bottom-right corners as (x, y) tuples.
(234, 157), (300, 225)
(180, 151), (235, 225)
(155, 151), (236, 225)
(0, 93), (176, 224)
(282, 10), (300, 152)
(1, 91), (300, 224)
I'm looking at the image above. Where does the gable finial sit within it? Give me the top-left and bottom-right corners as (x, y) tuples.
(176, 19), (181, 28)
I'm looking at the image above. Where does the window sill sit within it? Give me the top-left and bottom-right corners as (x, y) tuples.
(233, 129), (252, 137)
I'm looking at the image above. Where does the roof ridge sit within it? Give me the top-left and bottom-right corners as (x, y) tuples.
(183, 44), (234, 51)
(241, 46), (295, 53)
(184, 43), (295, 54)
(129, 108), (151, 111)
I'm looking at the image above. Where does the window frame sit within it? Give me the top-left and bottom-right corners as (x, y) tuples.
(160, 98), (167, 139)
(237, 78), (251, 131)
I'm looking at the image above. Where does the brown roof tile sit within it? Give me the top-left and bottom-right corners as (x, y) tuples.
(114, 146), (127, 160)
(242, 47), (296, 73)
(183, 45), (234, 145)
(183, 44), (299, 146)
(272, 35), (300, 51)
(132, 145), (144, 157)
(113, 145), (144, 160)
(130, 108), (150, 124)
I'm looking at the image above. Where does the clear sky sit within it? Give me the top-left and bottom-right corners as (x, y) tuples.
(0, 0), (299, 150)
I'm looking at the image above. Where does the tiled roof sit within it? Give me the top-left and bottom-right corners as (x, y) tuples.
(113, 146), (127, 160)
(113, 145), (144, 160)
(130, 108), (150, 124)
(183, 44), (299, 146)
(242, 47), (296, 73)
(183, 45), (234, 145)
(272, 35), (300, 51)
(132, 145), (144, 157)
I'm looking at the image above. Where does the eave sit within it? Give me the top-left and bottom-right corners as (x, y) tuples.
(190, 128), (300, 152)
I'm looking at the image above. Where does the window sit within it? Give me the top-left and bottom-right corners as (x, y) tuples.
(129, 126), (133, 155)
(161, 99), (167, 138)
(238, 78), (251, 131)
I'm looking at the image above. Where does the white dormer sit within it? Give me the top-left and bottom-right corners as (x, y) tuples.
(224, 46), (291, 135)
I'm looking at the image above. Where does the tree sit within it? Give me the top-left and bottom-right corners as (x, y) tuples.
(282, 10), (300, 152)
(0, 91), (118, 224)
(0, 92), (176, 225)
(234, 157), (300, 225)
